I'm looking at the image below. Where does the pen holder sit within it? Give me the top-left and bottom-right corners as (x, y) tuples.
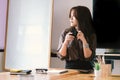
(94, 63), (111, 77)
(94, 62), (101, 77)
(100, 64), (111, 77)
(94, 69), (101, 77)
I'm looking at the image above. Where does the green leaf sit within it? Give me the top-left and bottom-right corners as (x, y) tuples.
(94, 63), (100, 70)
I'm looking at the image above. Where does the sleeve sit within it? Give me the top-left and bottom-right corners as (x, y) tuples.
(57, 31), (65, 52)
(56, 30), (66, 60)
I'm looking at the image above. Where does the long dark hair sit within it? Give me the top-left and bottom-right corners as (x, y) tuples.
(69, 6), (95, 39)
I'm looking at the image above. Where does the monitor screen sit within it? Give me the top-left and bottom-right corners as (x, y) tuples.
(93, 0), (120, 49)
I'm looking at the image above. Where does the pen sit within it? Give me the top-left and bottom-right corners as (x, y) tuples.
(96, 55), (105, 64)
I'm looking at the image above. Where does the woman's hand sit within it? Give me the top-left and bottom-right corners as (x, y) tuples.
(77, 30), (85, 41)
(77, 30), (92, 58)
(64, 32), (75, 45)
(58, 32), (75, 57)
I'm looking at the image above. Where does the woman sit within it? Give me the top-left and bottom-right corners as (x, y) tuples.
(57, 6), (97, 70)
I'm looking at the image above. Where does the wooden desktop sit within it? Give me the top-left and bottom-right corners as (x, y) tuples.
(0, 68), (120, 80)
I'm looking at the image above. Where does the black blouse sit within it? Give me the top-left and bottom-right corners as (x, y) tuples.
(57, 27), (97, 70)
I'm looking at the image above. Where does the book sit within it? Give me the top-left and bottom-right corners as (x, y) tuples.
(47, 69), (68, 74)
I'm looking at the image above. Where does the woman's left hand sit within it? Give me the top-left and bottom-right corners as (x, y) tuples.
(77, 30), (85, 41)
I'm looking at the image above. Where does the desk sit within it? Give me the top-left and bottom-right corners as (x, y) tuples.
(0, 69), (120, 80)
(97, 53), (120, 56)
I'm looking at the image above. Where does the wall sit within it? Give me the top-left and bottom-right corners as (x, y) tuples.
(50, 57), (65, 68)
(0, 0), (7, 71)
(0, 0), (7, 49)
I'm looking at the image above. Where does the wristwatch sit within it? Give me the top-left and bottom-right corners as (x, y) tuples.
(83, 43), (89, 48)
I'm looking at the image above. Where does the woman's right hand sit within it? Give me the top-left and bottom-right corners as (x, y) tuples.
(58, 32), (75, 57)
(64, 32), (75, 45)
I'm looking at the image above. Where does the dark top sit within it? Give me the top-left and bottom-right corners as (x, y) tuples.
(57, 27), (96, 70)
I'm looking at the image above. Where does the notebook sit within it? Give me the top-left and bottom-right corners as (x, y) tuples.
(47, 69), (68, 74)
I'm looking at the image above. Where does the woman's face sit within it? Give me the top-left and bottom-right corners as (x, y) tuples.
(69, 10), (78, 27)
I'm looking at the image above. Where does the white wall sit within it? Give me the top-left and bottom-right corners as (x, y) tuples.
(50, 57), (65, 68)
(0, 0), (7, 49)
(0, 0), (7, 72)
